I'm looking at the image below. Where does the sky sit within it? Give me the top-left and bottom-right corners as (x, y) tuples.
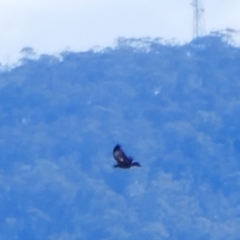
(1, 0), (240, 64)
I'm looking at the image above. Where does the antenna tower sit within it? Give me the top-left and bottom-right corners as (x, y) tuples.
(191, 0), (205, 38)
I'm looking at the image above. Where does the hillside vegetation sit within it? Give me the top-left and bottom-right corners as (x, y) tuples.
(0, 33), (240, 239)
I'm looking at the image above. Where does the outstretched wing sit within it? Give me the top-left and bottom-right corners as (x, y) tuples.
(113, 144), (130, 164)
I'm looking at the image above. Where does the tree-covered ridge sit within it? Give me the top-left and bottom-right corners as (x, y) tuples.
(0, 34), (240, 239)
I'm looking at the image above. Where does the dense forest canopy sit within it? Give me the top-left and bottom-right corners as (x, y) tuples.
(0, 33), (240, 239)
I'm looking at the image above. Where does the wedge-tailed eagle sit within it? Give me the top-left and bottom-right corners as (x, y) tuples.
(113, 144), (141, 168)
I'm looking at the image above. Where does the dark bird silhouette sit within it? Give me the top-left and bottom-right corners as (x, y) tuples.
(113, 144), (141, 168)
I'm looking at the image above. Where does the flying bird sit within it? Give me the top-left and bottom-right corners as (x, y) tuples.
(113, 144), (141, 168)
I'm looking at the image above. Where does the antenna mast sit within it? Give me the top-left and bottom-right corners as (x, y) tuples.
(191, 0), (205, 38)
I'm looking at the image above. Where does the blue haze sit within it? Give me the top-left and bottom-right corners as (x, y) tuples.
(0, 33), (240, 239)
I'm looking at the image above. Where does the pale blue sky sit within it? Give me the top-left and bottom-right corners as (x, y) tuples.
(1, 0), (240, 64)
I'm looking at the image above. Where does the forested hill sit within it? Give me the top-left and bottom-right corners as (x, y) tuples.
(0, 34), (240, 239)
